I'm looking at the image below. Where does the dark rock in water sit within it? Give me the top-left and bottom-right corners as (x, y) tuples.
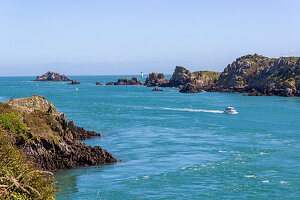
(5, 95), (117, 170)
(145, 72), (169, 87)
(68, 80), (80, 84)
(33, 71), (71, 81)
(105, 77), (144, 85)
(96, 82), (103, 85)
(152, 88), (163, 91)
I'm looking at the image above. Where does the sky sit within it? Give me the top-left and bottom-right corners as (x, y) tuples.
(0, 0), (300, 76)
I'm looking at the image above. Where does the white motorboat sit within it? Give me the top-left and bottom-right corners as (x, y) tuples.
(224, 107), (238, 114)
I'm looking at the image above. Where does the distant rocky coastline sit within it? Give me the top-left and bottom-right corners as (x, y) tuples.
(106, 76), (143, 85)
(143, 54), (300, 97)
(36, 54), (300, 97)
(34, 71), (71, 81)
(4, 95), (116, 170)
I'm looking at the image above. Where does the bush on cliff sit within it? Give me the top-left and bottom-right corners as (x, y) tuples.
(0, 111), (56, 200)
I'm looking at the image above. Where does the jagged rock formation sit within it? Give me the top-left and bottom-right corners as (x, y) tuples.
(68, 80), (80, 84)
(34, 71), (71, 81)
(106, 77), (144, 85)
(210, 54), (300, 97)
(96, 82), (103, 85)
(166, 66), (220, 93)
(4, 95), (116, 170)
(145, 72), (169, 87)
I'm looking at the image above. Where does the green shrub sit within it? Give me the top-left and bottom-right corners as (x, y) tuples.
(0, 131), (56, 199)
(0, 112), (27, 134)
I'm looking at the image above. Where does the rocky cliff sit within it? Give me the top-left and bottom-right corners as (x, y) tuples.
(211, 54), (300, 97)
(106, 76), (144, 85)
(34, 71), (71, 81)
(2, 95), (116, 170)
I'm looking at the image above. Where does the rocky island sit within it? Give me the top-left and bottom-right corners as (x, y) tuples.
(106, 76), (144, 85)
(208, 54), (300, 97)
(33, 71), (71, 81)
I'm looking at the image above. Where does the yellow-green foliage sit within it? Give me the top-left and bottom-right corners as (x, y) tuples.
(0, 112), (27, 134)
(0, 131), (56, 199)
(200, 71), (220, 80)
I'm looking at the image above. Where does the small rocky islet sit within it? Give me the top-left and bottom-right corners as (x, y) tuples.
(34, 71), (81, 85)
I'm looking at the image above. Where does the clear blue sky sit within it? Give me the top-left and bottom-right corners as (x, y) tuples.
(0, 0), (300, 76)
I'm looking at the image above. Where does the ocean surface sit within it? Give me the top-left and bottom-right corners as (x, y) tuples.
(1, 75), (300, 199)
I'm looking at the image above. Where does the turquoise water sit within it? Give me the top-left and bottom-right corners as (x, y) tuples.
(1, 76), (300, 199)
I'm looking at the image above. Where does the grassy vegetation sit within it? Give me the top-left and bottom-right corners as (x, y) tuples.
(200, 71), (221, 80)
(0, 103), (57, 199)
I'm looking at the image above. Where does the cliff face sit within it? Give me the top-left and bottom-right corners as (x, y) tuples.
(3, 95), (116, 170)
(214, 54), (300, 96)
(34, 71), (71, 81)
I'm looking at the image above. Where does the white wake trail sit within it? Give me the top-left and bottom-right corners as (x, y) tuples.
(160, 107), (224, 114)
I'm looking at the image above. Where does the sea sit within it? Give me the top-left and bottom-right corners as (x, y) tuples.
(0, 75), (300, 199)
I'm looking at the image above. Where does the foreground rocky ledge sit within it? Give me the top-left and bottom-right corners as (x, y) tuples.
(4, 95), (116, 170)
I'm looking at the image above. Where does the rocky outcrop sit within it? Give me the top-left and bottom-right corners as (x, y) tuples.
(96, 82), (103, 85)
(211, 54), (300, 97)
(5, 95), (117, 170)
(34, 71), (71, 81)
(106, 77), (143, 85)
(68, 80), (80, 84)
(145, 72), (169, 87)
(165, 66), (220, 93)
